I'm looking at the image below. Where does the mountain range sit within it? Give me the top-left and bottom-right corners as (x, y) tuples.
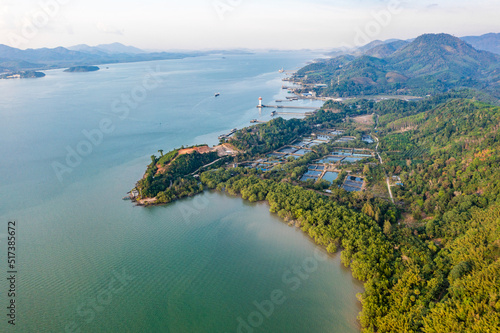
(296, 33), (500, 99)
(68, 42), (145, 55)
(2, 32), (499, 79)
(330, 32), (500, 58)
(0, 43), (206, 73)
(461, 33), (500, 55)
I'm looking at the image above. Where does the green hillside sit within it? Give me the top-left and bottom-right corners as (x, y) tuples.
(367, 96), (500, 331)
(364, 40), (409, 58)
(295, 33), (500, 98)
(197, 95), (500, 332)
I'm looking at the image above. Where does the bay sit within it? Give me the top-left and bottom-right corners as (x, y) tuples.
(0, 52), (362, 332)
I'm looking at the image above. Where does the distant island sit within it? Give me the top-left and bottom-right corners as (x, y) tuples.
(64, 66), (100, 73)
(0, 71), (45, 79)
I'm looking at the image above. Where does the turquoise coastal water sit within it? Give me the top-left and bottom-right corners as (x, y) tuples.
(0, 52), (362, 332)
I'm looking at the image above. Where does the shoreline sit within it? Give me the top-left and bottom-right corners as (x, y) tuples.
(127, 59), (413, 332)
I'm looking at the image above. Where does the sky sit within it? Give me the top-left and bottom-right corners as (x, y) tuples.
(0, 0), (499, 50)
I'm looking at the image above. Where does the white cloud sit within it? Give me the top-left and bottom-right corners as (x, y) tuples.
(96, 22), (124, 35)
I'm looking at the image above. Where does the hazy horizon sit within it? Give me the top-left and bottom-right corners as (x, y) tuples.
(4, 30), (500, 53)
(1, 0), (499, 51)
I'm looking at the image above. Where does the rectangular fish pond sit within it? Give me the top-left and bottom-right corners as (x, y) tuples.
(342, 185), (362, 192)
(343, 176), (364, 191)
(278, 147), (298, 154)
(304, 170), (323, 177)
(342, 157), (364, 163)
(267, 153), (284, 159)
(308, 165), (325, 170)
(317, 156), (344, 164)
(321, 172), (339, 183)
(294, 149), (313, 156)
(300, 175), (318, 182)
(283, 154), (300, 160)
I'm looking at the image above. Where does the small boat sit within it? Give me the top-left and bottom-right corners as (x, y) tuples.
(215, 92), (220, 97)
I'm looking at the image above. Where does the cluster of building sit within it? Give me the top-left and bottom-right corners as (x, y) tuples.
(237, 130), (377, 192)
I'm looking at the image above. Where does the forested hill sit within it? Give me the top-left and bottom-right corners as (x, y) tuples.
(390, 33), (498, 76)
(379, 97), (500, 232)
(364, 40), (409, 58)
(366, 96), (500, 331)
(197, 95), (500, 331)
(294, 33), (500, 98)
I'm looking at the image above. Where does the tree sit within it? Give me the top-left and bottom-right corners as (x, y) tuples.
(383, 220), (392, 235)
(362, 202), (375, 218)
(375, 207), (381, 223)
(158, 149), (164, 156)
(425, 220), (437, 238)
(363, 164), (370, 175)
(449, 261), (471, 281)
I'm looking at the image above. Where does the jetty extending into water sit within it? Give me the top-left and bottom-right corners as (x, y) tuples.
(258, 104), (319, 110)
(271, 110), (316, 117)
(218, 128), (237, 140)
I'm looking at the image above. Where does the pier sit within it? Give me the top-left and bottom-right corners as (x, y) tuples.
(260, 104), (319, 110)
(255, 97), (320, 117)
(218, 128), (237, 140)
(271, 110), (316, 117)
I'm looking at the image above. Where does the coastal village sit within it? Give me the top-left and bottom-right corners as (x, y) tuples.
(236, 130), (376, 193)
(130, 68), (398, 205)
